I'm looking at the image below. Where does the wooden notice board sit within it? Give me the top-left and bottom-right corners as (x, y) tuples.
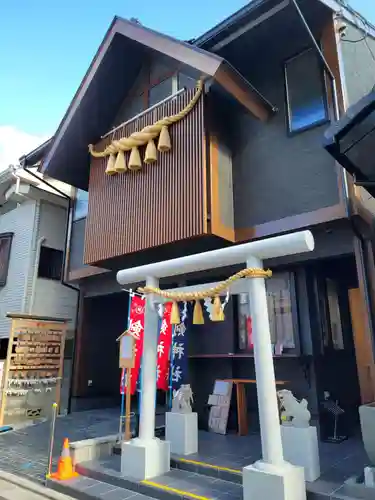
(0, 313), (68, 426)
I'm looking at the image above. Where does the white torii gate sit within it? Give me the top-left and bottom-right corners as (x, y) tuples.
(117, 230), (314, 500)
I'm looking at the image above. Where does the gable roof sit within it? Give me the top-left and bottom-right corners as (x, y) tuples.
(195, 0), (375, 50)
(41, 16), (274, 189)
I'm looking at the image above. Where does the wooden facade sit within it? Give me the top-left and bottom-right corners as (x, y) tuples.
(84, 88), (238, 268)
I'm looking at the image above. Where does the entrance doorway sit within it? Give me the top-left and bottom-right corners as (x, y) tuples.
(72, 292), (130, 411)
(310, 256), (362, 438)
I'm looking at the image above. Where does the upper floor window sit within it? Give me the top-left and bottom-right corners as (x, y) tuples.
(285, 48), (328, 134)
(148, 77), (174, 108)
(0, 233), (13, 287)
(38, 246), (63, 281)
(73, 189), (89, 221)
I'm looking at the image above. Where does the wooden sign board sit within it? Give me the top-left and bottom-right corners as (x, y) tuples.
(118, 332), (135, 369)
(208, 379), (233, 435)
(0, 314), (68, 426)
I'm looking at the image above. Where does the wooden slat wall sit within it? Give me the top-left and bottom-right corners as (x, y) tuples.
(84, 89), (205, 265)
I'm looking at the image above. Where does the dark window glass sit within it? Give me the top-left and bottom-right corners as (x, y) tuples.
(115, 94), (145, 125)
(38, 247), (63, 281)
(148, 77), (173, 107)
(73, 189), (89, 221)
(0, 233), (13, 286)
(285, 49), (328, 133)
(178, 73), (196, 90)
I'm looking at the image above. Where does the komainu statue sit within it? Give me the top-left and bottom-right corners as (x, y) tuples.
(171, 384), (194, 413)
(277, 389), (311, 428)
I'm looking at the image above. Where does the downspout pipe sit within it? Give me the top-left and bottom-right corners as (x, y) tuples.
(20, 162), (80, 414)
(29, 237), (46, 314)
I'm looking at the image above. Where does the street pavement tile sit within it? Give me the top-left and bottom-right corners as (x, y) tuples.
(98, 488), (138, 499)
(83, 481), (118, 496)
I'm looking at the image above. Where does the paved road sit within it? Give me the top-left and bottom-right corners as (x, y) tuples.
(0, 408), (121, 483)
(0, 473), (74, 500)
(0, 407), (164, 483)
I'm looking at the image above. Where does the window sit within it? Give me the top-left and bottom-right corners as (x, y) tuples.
(0, 233), (13, 286)
(285, 48), (328, 134)
(73, 189), (89, 221)
(237, 272), (299, 355)
(38, 247), (63, 281)
(148, 77), (173, 107)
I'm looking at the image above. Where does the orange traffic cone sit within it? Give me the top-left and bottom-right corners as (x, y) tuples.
(50, 438), (79, 480)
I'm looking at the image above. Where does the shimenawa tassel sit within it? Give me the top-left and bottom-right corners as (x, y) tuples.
(105, 154), (117, 175)
(144, 139), (157, 164)
(114, 150), (127, 173)
(193, 300), (204, 325)
(170, 301), (180, 325)
(211, 296), (224, 322)
(158, 126), (171, 152)
(128, 147), (142, 171)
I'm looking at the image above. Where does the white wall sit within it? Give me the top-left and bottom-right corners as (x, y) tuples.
(0, 201), (38, 339)
(32, 201), (78, 333)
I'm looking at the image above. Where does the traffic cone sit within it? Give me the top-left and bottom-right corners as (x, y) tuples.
(50, 438), (79, 480)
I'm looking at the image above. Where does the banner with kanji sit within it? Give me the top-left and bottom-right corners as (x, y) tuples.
(171, 303), (189, 391)
(127, 295), (145, 394)
(156, 302), (173, 391)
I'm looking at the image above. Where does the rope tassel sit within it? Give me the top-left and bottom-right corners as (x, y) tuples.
(128, 147), (142, 171)
(144, 139), (157, 164)
(158, 126), (171, 152)
(105, 154), (117, 175)
(170, 301), (180, 325)
(114, 150), (127, 173)
(212, 296), (224, 322)
(193, 300), (204, 325)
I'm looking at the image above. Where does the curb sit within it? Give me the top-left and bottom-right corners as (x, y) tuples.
(0, 470), (74, 500)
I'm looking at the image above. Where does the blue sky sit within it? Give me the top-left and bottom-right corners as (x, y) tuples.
(0, 0), (374, 167)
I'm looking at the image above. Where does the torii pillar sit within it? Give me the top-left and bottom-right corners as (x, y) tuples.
(117, 230), (314, 500)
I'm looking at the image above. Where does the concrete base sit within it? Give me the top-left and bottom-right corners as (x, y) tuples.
(121, 438), (170, 480)
(364, 466), (375, 488)
(166, 412), (198, 456)
(243, 460), (306, 500)
(70, 435), (118, 464)
(281, 425), (320, 482)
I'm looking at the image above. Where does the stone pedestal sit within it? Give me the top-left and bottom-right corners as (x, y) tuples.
(166, 412), (198, 455)
(121, 438), (170, 480)
(364, 467), (375, 488)
(281, 426), (320, 482)
(243, 460), (306, 500)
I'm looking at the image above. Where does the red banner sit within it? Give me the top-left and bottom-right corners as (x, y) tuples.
(127, 295), (145, 394)
(156, 302), (173, 391)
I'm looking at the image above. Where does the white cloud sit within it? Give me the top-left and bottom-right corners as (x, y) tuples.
(0, 126), (49, 171)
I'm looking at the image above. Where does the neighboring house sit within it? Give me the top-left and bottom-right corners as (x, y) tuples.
(35, 0), (375, 428)
(0, 156), (79, 413)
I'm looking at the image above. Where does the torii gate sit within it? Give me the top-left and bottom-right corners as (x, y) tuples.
(117, 230), (314, 500)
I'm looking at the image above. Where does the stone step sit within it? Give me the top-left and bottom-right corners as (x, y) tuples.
(71, 458), (242, 500)
(170, 456), (242, 484)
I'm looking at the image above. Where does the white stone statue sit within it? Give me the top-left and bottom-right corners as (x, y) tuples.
(277, 389), (311, 428)
(171, 384), (194, 413)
